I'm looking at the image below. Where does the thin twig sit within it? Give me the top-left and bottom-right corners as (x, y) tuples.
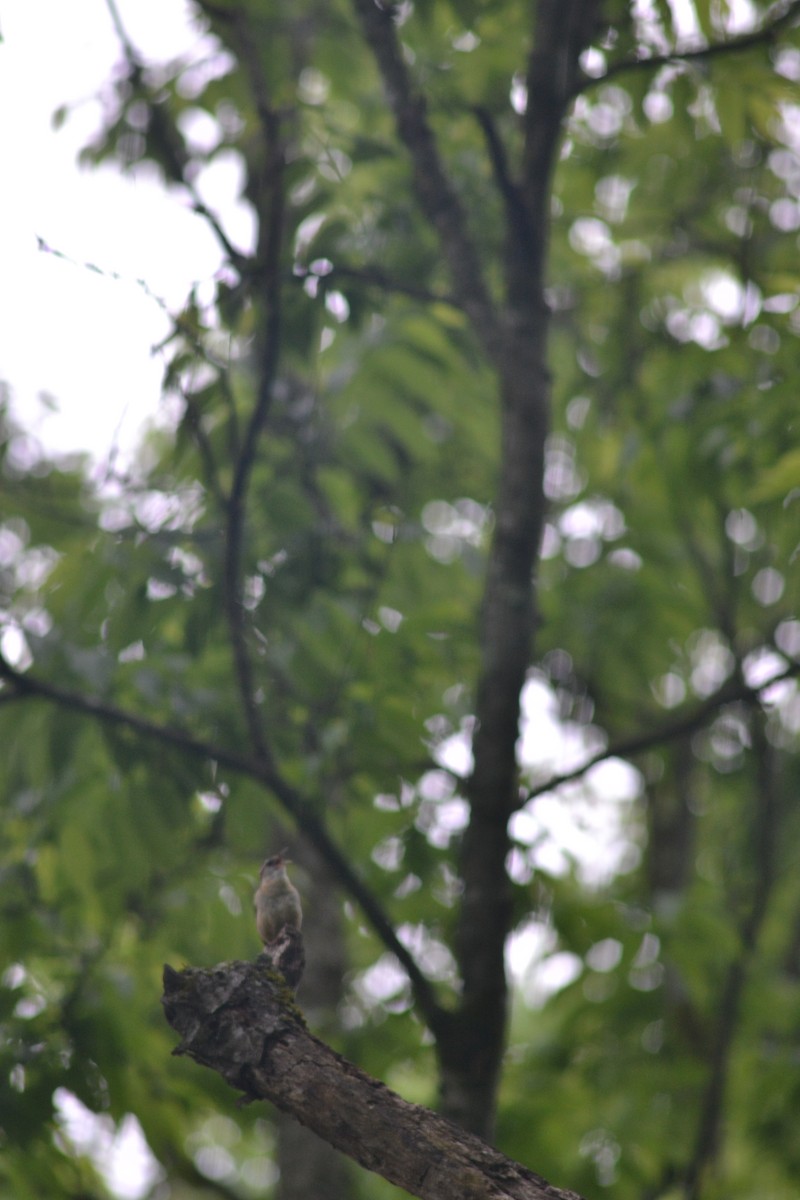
(177, 383), (229, 509)
(471, 106), (533, 257)
(219, 73), (284, 768)
(302, 263), (463, 311)
(189, 201), (250, 275)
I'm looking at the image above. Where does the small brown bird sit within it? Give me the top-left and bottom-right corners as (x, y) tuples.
(254, 851), (303, 945)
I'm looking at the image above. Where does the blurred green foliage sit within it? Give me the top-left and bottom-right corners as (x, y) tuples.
(2, 1), (800, 1197)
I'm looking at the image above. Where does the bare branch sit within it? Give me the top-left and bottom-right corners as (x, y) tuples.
(471, 106), (534, 261)
(579, 0), (800, 93)
(522, 661), (800, 804)
(162, 959), (587, 1200)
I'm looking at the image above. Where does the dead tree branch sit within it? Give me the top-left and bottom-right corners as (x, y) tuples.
(162, 959), (587, 1200)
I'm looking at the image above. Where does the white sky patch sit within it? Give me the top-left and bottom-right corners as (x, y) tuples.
(666, 0), (701, 40)
(776, 620), (800, 657)
(0, 623), (32, 670)
(355, 953), (409, 1005)
(433, 725), (474, 777)
(509, 776), (641, 888)
(1, 14), (229, 1188)
(516, 675), (606, 775)
(721, 0), (758, 34)
(701, 271), (745, 322)
(424, 675), (643, 890)
(689, 629), (735, 696)
(512, 676), (643, 887)
(0, 0), (225, 466)
(743, 646), (790, 692)
(353, 927), (457, 1014)
(506, 918), (583, 1006)
(55, 1090), (163, 1200)
(653, 670), (687, 708)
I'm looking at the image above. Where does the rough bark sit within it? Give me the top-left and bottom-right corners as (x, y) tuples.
(162, 959), (586, 1200)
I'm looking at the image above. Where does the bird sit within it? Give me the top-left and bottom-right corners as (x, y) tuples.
(254, 850), (303, 945)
